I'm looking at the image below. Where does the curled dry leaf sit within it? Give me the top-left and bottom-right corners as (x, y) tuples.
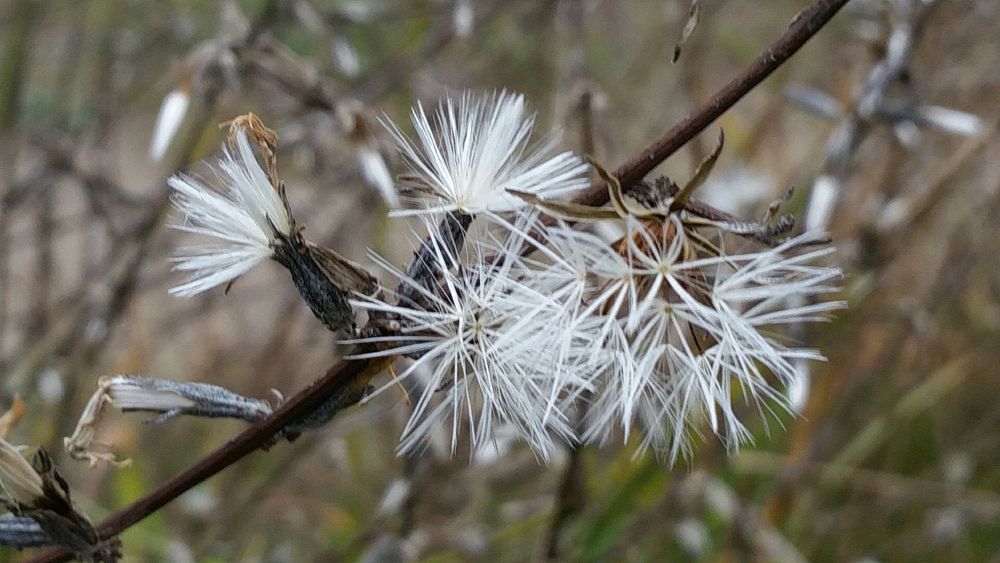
(0, 395), (27, 440)
(673, 0), (703, 63)
(64, 379), (136, 468)
(65, 376), (277, 468)
(224, 112), (281, 189)
(670, 128), (724, 211)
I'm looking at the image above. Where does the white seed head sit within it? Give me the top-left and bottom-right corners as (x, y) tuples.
(535, 217), (844, 461)
(384, 91), (588, 215)
(347, 213), (589, 459)
(168, 128), (292, 297)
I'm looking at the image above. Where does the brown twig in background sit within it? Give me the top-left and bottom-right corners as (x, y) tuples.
(572, 0), (852, 208)
(23, 0), (852, 560)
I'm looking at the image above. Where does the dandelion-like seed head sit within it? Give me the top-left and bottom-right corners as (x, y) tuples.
(168, 127), (292, 297)
(156, 98), (844, 465)
(384, 90), (589, 215)
(348, 213), (590, 459)
(533, 193), (843, 462)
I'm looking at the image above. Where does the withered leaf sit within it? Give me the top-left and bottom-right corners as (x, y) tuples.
(225, 112), (282, 191)
(671, 128), (724, 211)
(0, 395), (27, 440)
(672, 0), (703, 63)
(507, 189), (620, 221)
(588, 157), (659, 219)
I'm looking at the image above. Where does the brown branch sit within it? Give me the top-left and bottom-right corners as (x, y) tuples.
(24, 1), (850, 560)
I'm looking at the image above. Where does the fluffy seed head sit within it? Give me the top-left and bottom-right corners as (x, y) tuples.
(347, 214), (590, 459)
(535, 217), (844, 461)
(384, 90), (589, 215)
(168, 128), (292, 297)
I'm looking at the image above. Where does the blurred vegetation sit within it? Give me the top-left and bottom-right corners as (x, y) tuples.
(1, 0), (999, 561)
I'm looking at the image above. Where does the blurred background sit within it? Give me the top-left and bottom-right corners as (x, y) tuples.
(1, 0), (999, 561)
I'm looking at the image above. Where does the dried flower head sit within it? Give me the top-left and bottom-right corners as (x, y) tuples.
(168, 125), (292, 297)
(65, 375), (275, 467)
(580, 220), (841, 459)
(508, 144), (844, 460)
(0, 442), (120, 561)
(168, 115), (377, 333)
(384, 90), (589, 215)
(348, 214), (591, 459)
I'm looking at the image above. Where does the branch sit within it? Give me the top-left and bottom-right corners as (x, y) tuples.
(24, 1), (851, 560)
(575, 0), (852, 207)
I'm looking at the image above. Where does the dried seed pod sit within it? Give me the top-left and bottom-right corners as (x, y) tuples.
(272, 228), (374, 334)
(270, 180), (378, 333)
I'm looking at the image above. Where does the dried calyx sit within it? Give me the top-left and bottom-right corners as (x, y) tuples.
(64, 375), (277, 467)
(512, 130), (800, 248)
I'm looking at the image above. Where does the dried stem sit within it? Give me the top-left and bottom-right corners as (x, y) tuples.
(24, 1), (850, 560)
(542, 417), (588, 559)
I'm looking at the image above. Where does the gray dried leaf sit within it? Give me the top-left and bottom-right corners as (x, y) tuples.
(673, 0), (703, 63)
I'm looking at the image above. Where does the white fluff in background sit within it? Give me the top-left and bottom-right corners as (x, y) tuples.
(149, 89), (190, 161)
(357, 146), (399, 206)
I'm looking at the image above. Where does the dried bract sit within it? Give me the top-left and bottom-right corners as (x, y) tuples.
(0, 438), (44, 506)
(1, 441), (120, 561)
(0, 395), (27, 440)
